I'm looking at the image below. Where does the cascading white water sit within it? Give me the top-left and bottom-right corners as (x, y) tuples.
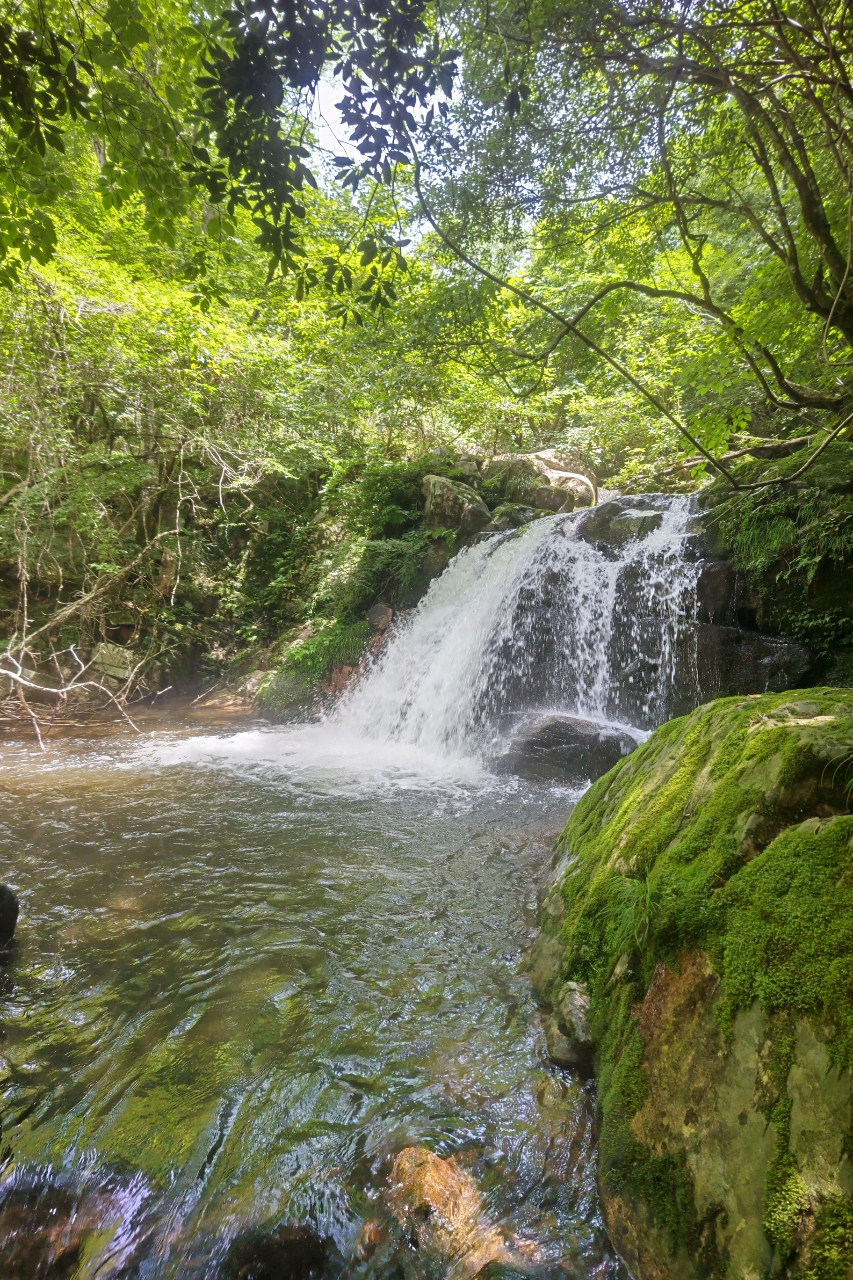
(337, 495), (700, 750)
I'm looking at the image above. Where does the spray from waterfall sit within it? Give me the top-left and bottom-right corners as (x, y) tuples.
(337, 496), (700, 752)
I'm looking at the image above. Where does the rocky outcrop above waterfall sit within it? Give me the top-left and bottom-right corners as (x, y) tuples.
(491, 714), (638, 784)
(695, 441), (853, 690)
(480, 450), (597, 512)
(530, 691), (853, 1280)
(422, 474), (492, 536)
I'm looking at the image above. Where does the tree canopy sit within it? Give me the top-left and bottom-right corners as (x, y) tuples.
(3, 0), (851, 469)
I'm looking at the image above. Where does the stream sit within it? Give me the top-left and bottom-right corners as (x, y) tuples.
(0, 502), (701, 1278)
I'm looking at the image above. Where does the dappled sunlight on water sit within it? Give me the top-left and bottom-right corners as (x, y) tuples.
(0, 714), (624, 1278)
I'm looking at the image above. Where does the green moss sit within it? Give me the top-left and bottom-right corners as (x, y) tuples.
(804, 1197), (853, 1280)
(540, 690), (853, 1267)
(764, 1147), (810, 1262)
(719, 819), (853, 1070)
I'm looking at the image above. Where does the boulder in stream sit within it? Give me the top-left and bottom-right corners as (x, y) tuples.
(530, 691), (853, 1280)
(0, 884), (18, 946)
(492, 714), (638, 784)
(388, 1147), (535, 1280)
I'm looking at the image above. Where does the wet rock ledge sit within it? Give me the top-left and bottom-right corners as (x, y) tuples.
(529, 690), (853, 1280)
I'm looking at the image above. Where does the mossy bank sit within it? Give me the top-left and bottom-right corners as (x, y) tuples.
(530, 689), (853, 1280)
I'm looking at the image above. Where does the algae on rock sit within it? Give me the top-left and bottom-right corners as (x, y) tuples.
(531, 690), (853, 1280)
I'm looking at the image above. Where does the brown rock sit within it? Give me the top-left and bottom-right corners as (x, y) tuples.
(388, 1147), (514, 1280)
(354, 1218), (384, 1260)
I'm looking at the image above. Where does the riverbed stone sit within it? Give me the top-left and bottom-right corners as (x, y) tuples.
(0, 885), (18, 946)
(219, 1224), (335, 1280)
(491, 714), (638, 783)
(389, 1147), (517, 1278)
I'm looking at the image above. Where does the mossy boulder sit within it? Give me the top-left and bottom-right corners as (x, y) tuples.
(254, 620), (370, 720)
(421, 474), (491, 536)
(531, 690), (853, 1280)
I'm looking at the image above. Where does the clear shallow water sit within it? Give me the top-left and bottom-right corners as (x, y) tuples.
(0, 717), (625, 1279)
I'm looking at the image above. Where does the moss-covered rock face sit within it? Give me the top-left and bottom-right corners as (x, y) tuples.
(700, 441), (853, 682)
(531, 690), (853, 1280)
(254, 620), (370, 719)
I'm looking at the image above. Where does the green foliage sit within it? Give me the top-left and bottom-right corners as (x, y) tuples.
(284, 620), (371, 681)
(709, 446), (853, 589)
(333, 532), (435, 613)
(599, 875), (660, 955)
(330, 458), (428, 538)
(0, 141), (533, 686)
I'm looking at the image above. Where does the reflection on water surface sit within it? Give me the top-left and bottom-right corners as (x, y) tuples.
(0, 711), (625, 1279)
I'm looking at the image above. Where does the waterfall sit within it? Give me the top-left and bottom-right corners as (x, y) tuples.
(337, 495), (700, 752)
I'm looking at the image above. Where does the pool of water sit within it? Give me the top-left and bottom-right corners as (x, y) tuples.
(0, 712), (624, 1279)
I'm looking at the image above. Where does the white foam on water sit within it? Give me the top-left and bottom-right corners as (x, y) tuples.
(133, 722), (489, 796)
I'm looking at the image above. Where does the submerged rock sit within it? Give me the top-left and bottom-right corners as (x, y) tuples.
(0, 884), (18, 946)
(492, 714), (638, 784)
(0, 1170), (147, 1279)
(0, 1179), (88, 1279)
(219, 1224), (334, 1280)
(388, 1147), (530, 1280)
(531, 690), (853, 1280)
